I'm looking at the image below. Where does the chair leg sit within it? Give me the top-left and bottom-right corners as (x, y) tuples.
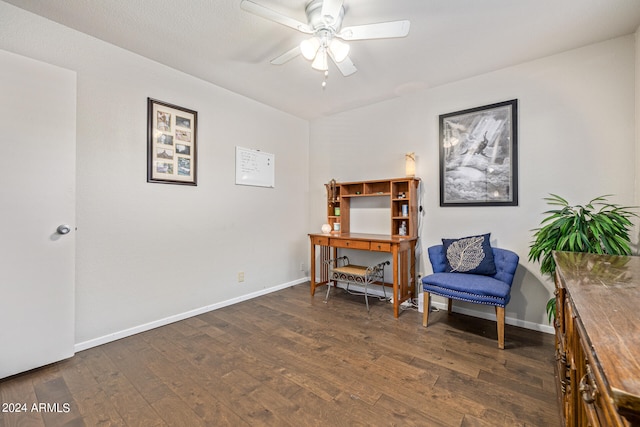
(422, 291), (430, 327)
(447, 298), (453, 314)
(364, 283), (370, 312)
(324, 282), (332, 304)
(496, 306), (505, 349)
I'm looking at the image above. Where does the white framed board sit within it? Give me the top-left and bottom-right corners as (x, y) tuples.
(235, 146), (275, 188)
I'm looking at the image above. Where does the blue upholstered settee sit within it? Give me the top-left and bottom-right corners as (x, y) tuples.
(421, 244), (519, 349)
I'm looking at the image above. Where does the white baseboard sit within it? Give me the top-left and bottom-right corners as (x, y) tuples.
(329, 281), (554, 334)
(427, 300), (555, 334)
(74, 277), (309, 352)
(77, 277), (553, 352)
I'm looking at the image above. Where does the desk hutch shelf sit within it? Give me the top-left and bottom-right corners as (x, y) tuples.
(326, 177), (419, 237)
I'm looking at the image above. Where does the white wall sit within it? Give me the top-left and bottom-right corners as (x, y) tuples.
(1, 1), (636, 343)
(0, 2), (310, 348)
(310, 36), (637, 331)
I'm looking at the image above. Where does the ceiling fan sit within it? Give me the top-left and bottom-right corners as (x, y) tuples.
(240, 0), (410, 78)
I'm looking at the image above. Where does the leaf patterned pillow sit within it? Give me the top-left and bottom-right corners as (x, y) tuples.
(442, 233), (496, 275)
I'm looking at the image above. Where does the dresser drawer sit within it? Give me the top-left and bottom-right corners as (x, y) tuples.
(370, 242), (391, 252)
(330, 239), (370, 250)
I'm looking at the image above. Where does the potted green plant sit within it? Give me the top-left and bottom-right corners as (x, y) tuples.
(528, 194), (637, 322)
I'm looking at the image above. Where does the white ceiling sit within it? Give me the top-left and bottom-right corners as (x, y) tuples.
(4, 0), (640, 119)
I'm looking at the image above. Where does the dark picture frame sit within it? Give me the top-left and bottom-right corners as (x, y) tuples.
(439, 99), (518, 206)
(147, 98), (197, 185)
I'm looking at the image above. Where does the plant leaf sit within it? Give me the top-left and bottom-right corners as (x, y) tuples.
(528, 193), (638, 280)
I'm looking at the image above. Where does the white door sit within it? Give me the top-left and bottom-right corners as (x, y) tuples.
(0, 50), (76, 379)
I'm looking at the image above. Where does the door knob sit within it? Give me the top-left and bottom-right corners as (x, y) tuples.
(56, 224), (71, 235)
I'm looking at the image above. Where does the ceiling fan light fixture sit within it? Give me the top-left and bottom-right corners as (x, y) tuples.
(300, 37), (320, 60)
(241, 0), (411, 77)
(311, 48), (328, 71)
(328, 38), (350, 63)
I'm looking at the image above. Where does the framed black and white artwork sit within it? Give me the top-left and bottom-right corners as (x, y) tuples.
(439, 99), (518, 206)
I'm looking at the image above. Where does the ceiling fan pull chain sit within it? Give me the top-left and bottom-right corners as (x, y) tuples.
(322, 70), (328, 89)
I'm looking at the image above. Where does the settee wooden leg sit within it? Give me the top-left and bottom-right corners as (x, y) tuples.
(422, 292), (430, 327)
(447, 298), (453, 314)
(496, 306), (505, 349)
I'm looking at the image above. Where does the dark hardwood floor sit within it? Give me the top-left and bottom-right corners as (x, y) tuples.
(0, 283), (559, 426)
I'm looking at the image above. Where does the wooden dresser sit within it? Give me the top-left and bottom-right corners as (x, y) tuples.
(553, 251), (640, 426)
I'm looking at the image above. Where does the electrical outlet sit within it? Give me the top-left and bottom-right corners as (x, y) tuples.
(238, 271), (244, 282)
(300, 262), (305, 271)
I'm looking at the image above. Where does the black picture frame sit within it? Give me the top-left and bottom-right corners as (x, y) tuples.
(439, 99), (518, 206)
(147, 98), (197, 186)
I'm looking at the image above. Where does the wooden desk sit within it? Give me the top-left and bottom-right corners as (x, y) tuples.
(309, 232), (417, 318)
(554, 251), (640, 426)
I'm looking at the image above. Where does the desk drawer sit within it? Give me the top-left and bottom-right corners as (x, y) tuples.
(312, 236), (330, 246)
(330, 239), (370, 250)
(370, 242), (391, 252)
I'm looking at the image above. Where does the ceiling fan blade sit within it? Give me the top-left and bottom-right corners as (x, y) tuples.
(338, 20), (410, 40)
(321, 0), (344, 25)
(270, 46), (301, 65)
(240, 0), (313, 34)
(328, 51), (357, 77)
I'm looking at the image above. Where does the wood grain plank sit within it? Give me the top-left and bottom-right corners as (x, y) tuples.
(373, 392), (458, 426)
(0, 376), (45, 427)
(68, 388), (126, 427)
(145, 353), (249, 426)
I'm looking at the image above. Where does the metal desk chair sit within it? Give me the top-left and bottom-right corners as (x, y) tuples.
(324, 256), (389, 311)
